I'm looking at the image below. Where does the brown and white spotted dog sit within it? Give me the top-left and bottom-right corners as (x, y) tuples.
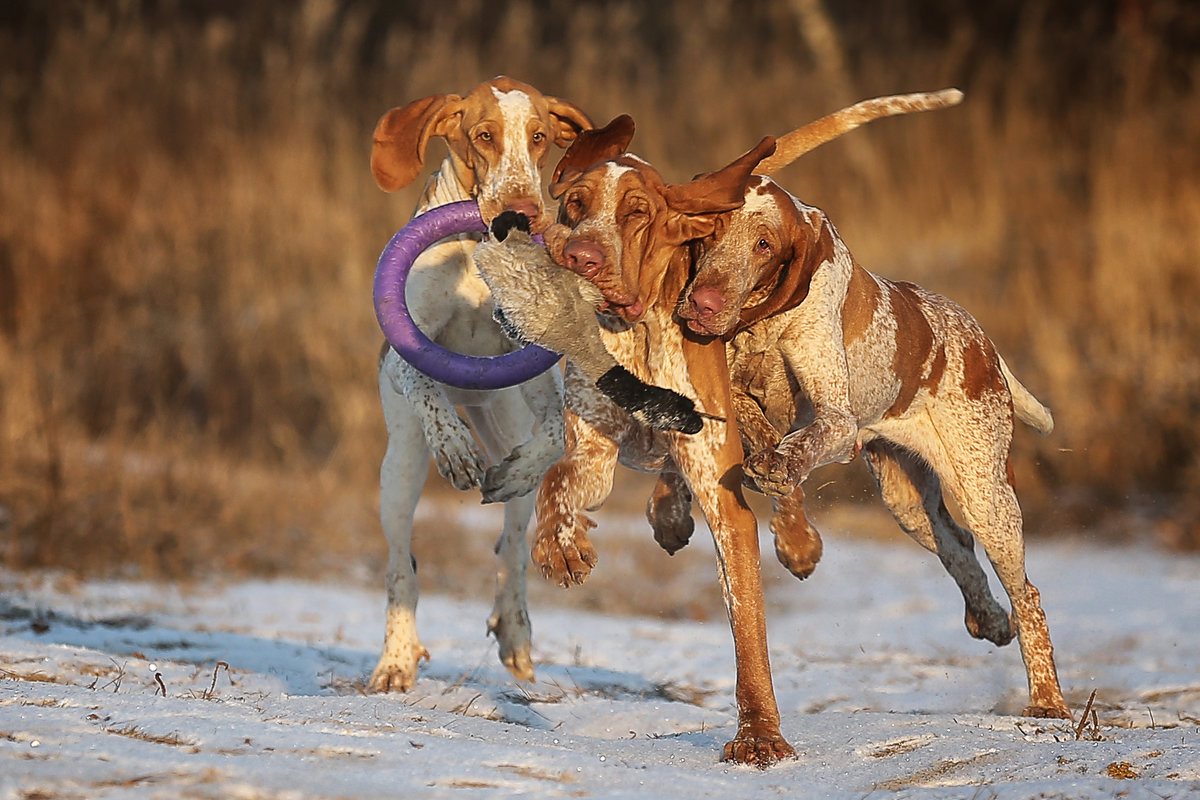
(368, 77), (591, 693)
(530, 115), (796, 766)
(675, 175), (1071, 720)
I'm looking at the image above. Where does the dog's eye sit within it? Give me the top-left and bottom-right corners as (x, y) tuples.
(531, 131), (546, 144)
(755, 238), (771, 254)
(476, 130), (493, 143)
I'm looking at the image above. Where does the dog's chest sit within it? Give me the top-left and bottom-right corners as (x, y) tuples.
(407, 238), (514, 356)
(728, 326), (802, 432)
(598, 310), (693, 396)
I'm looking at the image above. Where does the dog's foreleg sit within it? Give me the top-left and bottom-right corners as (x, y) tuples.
(385, 353), (485, 490)
(482, 368), (566, 503)
(370, 364), (433, 693)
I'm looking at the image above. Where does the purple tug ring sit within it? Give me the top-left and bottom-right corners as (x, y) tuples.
(373, 200), (560, 390)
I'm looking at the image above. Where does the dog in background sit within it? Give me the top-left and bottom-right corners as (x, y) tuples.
(368, 77), (591, 692)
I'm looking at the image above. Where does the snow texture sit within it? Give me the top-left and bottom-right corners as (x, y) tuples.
(2, 526), (1198, 799)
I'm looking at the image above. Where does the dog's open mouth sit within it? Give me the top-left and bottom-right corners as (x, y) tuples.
(683, 317), (718, 336)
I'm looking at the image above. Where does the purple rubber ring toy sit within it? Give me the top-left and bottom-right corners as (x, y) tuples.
(373, 200), (560, 390)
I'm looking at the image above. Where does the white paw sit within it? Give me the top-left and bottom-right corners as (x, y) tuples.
(481, 438), (563, 503)
(487, 609), (534, 682)
(428, 416), (486, 490)
(368, 644), (430, 693)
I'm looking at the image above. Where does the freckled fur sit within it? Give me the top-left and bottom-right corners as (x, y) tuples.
(678, 176), (1069, 720)
(533, 134), (797, 765)
(368, 77), (591, 694)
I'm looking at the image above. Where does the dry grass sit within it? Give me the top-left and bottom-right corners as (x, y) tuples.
(1, 0), (1198, 589)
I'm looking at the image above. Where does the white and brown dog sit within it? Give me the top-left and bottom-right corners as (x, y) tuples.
(676, 176), (1071, 720)
(368, 77), (591, 692)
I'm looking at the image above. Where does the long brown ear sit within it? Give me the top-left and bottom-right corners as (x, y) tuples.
(734, 210), (837, 333)
(656, 138), (776, 245)
(757, 88), (963, 174)
(544, 96), (595, 147)
(549, 114), (635, 198)
(370, 94), (463, 191)
(662, 136), (777, 215)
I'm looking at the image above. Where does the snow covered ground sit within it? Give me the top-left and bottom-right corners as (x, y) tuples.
(2, 518), (1198, 799)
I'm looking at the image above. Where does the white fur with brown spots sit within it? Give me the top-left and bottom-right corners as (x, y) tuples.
(676, 176), (1070, 720)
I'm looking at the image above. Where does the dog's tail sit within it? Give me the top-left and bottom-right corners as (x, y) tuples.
(998, 356), (1054, 435)
(758, 89), (964, 175)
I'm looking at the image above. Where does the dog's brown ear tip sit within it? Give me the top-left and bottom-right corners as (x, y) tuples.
(371, 168), (401, 192)
(610, 114), (635, 137)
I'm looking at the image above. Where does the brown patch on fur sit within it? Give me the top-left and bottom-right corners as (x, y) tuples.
(841, 266), (879, 346)
(884, 281), (935, 418)
(961, 335), (1007, 401)
(922, 344), (947, 396)
(549, 115), (635, 196)
(1006, 456), (1017, 490)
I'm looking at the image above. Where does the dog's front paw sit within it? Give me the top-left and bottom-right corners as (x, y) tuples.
(487, 608), (535, 682)
(772, 518), (823, 580)
(722, 728), (796, 768)
(430, 425), (486, 491)
(744, 450), (808, 497)
(482, 438), (563, 504)
(368, 645), (430, 694)
(532, 516), (598, 587)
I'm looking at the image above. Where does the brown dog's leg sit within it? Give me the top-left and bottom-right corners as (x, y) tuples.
(672, 344), (793, 767)
(770, 486), (823, 580)
(532, 410), (611, 587)
(730, 389), (823, 579)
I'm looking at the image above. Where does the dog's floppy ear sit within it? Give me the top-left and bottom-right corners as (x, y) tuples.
(544, 97), (595, 148)
(549, 114), (635, 198)
(371, 94), (464, 192)
(735, 207), (836, 332)
(659, 137), (777, 245)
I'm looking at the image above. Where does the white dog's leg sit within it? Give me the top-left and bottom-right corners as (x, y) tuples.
(370, 360), (434, 693)
(488, 491), (536, 681)
(385, 350), (486, 491)
(465, 392), (538, 681)
(481, 368), (566, 503)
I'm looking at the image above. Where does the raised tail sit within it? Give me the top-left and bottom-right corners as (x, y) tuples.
(757, 88), (964, 175)
(998, 356), (1054, 435)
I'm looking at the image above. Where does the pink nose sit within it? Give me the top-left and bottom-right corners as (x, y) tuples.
(505, 199), (541, 226)
(562, 240), (604, 278)
(689, 286), (726, 318)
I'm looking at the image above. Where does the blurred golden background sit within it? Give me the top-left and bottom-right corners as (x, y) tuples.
(1, 0), (1197, 596)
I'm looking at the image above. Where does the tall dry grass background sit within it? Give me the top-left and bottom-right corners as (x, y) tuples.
(1, 0), (1198, 596)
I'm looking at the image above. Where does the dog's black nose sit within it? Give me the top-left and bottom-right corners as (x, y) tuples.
(491, 211), (531, 242)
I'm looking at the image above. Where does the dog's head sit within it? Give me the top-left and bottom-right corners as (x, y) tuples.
(371, 76), (592, 232)
(677, 176), (835, 338)
(542, 115), (776, 323)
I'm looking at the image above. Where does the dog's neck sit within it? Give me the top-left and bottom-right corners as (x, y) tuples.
(414, 155), (477, 216)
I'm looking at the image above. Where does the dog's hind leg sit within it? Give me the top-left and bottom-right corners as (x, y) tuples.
(942, 442), (1070, 720)
(861, 439), (1014, 646)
